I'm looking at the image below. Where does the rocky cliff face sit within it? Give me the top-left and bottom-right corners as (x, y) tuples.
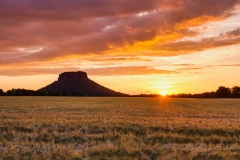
(58, 71), (88, 82)
(38, 71), (127, 96)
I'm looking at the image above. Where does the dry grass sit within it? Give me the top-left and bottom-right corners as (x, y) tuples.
(1, 97), (240, 159)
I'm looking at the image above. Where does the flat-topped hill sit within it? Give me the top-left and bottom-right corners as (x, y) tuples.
(38, 71), (127, 96)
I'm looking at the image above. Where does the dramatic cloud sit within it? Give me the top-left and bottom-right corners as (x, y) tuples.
(84, 66), (178, 76)
(1, 0), (240, 65)
(0, 67), (80, 76)
(87, 56), (152, 62)
(0, 66), (178, 76)
(224, 28), (240, 38)
(155, 36), (240, 54)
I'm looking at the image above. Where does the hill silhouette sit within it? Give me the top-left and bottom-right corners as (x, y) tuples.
(38, 71), (127, 96)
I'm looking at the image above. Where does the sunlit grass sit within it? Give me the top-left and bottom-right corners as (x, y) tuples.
(0, 97), (240, 159)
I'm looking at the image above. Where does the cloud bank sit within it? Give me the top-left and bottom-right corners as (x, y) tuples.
(1, 1), (240, 62)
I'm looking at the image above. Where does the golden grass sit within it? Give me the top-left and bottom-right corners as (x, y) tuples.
(0, 97), (240, 159)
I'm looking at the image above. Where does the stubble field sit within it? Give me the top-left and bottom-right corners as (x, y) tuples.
(0, 97), (240, 160)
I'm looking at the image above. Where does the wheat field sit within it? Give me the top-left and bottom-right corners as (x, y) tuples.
(0, 97), (240, 159)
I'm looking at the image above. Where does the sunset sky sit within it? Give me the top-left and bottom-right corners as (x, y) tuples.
(1, 0), (240, 95)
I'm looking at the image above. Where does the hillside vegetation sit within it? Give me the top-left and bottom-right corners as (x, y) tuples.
(0, 97), (240, 159)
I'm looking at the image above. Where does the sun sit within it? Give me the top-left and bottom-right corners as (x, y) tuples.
(161, 91), (167, 96)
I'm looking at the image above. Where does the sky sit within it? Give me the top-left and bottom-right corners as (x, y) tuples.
(1, 0), (240, 95)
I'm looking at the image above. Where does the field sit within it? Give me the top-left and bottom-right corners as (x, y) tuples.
(1, 97), (240, 160)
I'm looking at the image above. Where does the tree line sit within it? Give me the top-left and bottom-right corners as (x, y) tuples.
(0, 86), (240, 98)
(0, 88), (84, 96)
(169, 86), (240, 98)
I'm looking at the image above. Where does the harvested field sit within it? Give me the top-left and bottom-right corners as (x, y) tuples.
(1, 97), (240, 159)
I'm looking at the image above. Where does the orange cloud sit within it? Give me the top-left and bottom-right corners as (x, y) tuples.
(87, 56), (152, 62)
(152, 31), (240, 55)
(172, 64), (195, 66)
(84, 66), (179, 76)
(0, 0), (240, 67)
(0, 66), (178, 76)
(224, 27), (240, 38)
(207, 64), (240, 67)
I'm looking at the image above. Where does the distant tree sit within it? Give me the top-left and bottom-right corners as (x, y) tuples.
(208, 91), (216, 98)
(6, 90), (14, 96)
(232, 86), (240, 98)
(0, 89), (4, 96)
(14, 89), (23, 96)
(199, 92), (211, 98)
(215, 86), (231, 98)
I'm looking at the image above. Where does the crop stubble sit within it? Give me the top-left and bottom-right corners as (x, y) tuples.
(0, 97), (240, 159)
